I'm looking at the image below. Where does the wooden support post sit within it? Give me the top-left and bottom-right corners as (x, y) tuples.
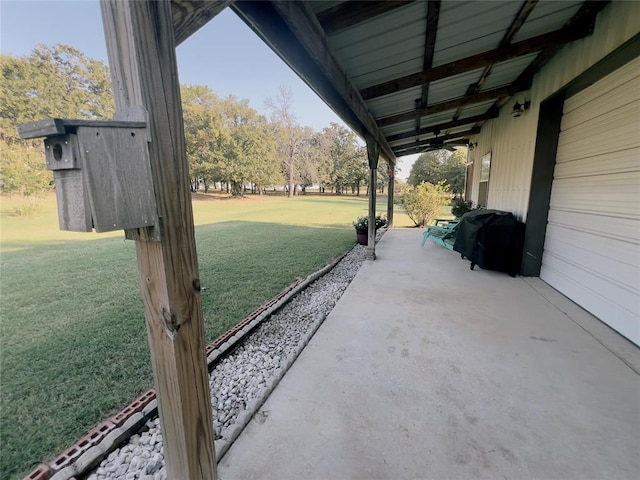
(100, 2), (217, 479)
(366, 136), (380, 260)
(386, 163), (394, 229)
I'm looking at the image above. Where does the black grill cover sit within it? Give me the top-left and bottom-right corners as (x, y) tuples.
(453, 209), (525, 276)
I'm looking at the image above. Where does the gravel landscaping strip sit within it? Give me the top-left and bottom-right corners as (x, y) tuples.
(84, 239), (374, 480)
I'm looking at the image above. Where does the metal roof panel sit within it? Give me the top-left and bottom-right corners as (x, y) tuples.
(329, 3), (427, 89)
(481, 53), (540, 90)
(428, 68), (484, 105)
(309, 1), (343, 14)
(347, 52), (424, 89)
(419, 111), (462, 127)
(367, 87), (422, 118)
(514, 1), (583, 42)
(456, 99), (498, 117)
(434, 1), (523, 66)
(381, 119), (419, 138)
(382, 110), (458, 139)
(328, 1), (426, 50)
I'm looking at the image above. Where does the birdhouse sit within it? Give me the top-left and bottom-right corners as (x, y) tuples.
(18, 118), (158, 233)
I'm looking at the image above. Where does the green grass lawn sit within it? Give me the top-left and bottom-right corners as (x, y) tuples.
(0, 192), (411, 480)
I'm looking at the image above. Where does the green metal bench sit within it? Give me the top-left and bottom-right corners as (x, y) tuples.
(421, 220), (459, 250)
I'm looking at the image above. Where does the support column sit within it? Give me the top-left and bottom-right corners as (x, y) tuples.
(366, 135), (380, 260)
(101, 2), (217, 479)
(386, 163), (395, 228)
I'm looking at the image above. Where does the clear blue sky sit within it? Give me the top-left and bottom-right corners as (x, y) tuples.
(0, 0), (415, 177)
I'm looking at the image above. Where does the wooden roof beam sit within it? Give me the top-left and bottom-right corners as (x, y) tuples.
(414, 0), (441, 135)
(360, 26), (592, 101)
(386, 110), (498, 144)
(513, 1), (609, 90)
(450, 0), (537, 123)
(486, 1), (609, 118)
(419, 0), (441, 108)
(466, 0), (538, 96)
(316, 1), (416, 35)
(378, 83), (520, 127)
(171, 0), (233, 46)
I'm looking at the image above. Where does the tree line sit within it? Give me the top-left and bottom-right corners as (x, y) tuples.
(406, 149), (467, 195)
(0, 44), (387, 199)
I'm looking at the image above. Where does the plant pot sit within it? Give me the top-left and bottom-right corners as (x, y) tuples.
(356, 228), (368, 245)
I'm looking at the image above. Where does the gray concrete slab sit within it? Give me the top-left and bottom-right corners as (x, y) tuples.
(218, 229), (640, 480)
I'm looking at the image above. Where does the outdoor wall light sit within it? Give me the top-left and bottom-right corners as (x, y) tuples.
(511, 98), (531, 118)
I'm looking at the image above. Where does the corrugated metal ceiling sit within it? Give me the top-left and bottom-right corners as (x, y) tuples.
(481, 53), (540, 91)
(513, 1), (583, 42)
(434, 1), (522, 66)
(231, 0), (607, 159)
(328, 2), (426, 89)
(367, 87), (422, 119)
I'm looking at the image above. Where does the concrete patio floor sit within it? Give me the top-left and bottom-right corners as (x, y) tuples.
(218, 229), (640, 480)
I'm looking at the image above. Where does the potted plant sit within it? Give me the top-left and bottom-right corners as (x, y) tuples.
(451, 198), (477, 218)
(353, 215), (387, 245)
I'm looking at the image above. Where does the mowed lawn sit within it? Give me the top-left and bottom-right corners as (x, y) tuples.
(0, 192), (411, 480)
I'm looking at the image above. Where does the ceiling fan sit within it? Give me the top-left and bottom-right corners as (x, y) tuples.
(426, 128), (456, 152)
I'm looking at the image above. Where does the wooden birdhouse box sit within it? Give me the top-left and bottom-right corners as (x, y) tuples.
(18, 118), (158, 233)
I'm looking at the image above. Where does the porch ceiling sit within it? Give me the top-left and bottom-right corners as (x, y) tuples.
(171, 0), (609, 163)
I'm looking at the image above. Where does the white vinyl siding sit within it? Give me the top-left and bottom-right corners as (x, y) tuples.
(540, 57), (640, 346)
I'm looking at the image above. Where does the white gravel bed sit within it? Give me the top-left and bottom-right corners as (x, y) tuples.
(86, 241), (370, 480)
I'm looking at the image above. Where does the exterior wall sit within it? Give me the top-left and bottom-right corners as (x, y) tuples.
(468, 1), (640, 221)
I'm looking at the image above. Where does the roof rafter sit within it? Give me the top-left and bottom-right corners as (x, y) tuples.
(316, 0), (416, 35)
(387, 110), (498, 144)
(486, 1), (609, 117)
(450, 0), (537, 123)
(419, 0), (441, 108)
(378, 83), (520, 127)
(466, 0), (538, 96)
(513, 0), (609, 91)
(360, 26), (592, 101)
(414, 0), (441, 134)
(171, 0), (233, 46)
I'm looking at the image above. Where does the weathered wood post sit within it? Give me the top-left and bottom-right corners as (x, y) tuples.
(386, 162), (395, 229)
(100, 1), (217, 478)
(366, 135), (380, 260)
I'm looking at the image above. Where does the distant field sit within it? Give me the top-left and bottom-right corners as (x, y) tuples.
(0, 192), (412, 480)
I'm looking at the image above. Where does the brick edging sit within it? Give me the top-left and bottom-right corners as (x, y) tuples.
(23, 249), (352, 480)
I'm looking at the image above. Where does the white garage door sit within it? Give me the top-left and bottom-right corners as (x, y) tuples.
(541, 57), (640, 346)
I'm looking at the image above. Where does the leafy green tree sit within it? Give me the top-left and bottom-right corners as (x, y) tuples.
(407, 151), (442, 187)
(399, 181), (451, 227)
(320, 123), (366, 195)
(182, 90), (282, 196)
(0, 44), (114, 141)
(0, 44), (114, 198)
(0, 141), (52, 196)
(181, 85), (228, 192)
(407, 148), (467, 195)
(222, 96), (280, 195)
(440, 149), (467, 195)
(348, 146), (369, 196)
